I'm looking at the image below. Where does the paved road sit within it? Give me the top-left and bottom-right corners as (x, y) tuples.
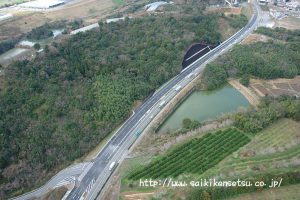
(66, 2), (261, 200)
(11, 2), (261, 200)
(10, 163), (91, 200)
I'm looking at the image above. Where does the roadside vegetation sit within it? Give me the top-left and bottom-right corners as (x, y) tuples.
(0, 7), (247, 197)
(226, 14), (248, 29)
(201, 27), (300, 90)
(256, 26), (300, 41)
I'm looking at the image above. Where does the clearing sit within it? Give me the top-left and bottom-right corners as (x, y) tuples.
(241, 33), (271, 44)
(275, 16), (300, 30)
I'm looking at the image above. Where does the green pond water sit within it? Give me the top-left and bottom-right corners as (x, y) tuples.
(158, 84), (250, 134)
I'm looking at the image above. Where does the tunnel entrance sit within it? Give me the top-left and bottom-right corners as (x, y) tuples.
(182, 42), (220, 70)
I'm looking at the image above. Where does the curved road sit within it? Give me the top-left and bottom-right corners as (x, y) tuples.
(12, 1), (261, 200)
(67, 1), (261, 199)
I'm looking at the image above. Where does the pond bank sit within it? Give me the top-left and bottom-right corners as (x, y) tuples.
(157, 84), (250, 134)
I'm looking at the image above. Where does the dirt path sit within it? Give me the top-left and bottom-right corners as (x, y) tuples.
(123, 192), (154, 200)
(228, 79), (260, 107)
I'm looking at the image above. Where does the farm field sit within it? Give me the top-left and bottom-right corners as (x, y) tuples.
(202, 119), (300, 180)
(0, 0), (116, 40)
(250, 77), (300, 98)
(127, 128), (250, 180)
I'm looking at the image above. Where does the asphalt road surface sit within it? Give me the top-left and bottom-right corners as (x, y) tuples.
(11, 1), (261, 200)
(66, 2), (261, 200)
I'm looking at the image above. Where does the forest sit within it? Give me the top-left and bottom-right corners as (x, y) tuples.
(0, 39), (18, 55)
(202, 27), (300, 90)
(234, 97), (300, 133)
(26, 23), (54, 40)
(0, 11), (233, 197)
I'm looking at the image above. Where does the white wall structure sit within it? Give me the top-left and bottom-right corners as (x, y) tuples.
(106, 17), (125, 23)
(144, 1), (169, 12)
(70, 23), (99, 35)
(18, 0), (65, 9)
(0, 13), (12, 22)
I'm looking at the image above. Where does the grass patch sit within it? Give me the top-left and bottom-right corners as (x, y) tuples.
(113, 0), (125, 6)
(228, 184), (300, 200)
(202, 119), (300, 179)
(241, 3), (252, 19)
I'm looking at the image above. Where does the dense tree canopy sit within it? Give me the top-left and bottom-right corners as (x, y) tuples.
(0, 13), (227, 198)
(27, 23), (54, 40)
(202, 28), (300, 89)
(0, 39), (18, 55)
(234, 97), (300, 133)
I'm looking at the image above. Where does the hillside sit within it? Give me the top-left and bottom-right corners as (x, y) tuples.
(0, 8), (245, 198)
(201, 27), (300, 90)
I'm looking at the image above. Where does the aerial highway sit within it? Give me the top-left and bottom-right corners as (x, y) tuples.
(11, 1), (261, 200)
(10, 162), (91, 200)
(65, 1), (261, 199)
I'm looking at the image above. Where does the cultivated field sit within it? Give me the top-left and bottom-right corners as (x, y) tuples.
(127, 128), (250, 180)
(250, 77), (300, 98)
(202, 119), (300, 179)
(0, 0), (116, 40)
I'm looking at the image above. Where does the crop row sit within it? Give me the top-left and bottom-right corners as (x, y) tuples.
(128, 128), (250, 180)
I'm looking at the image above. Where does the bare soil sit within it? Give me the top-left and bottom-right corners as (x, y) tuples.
(275, 16), (300, 30)
(206, 7), (242, 16)
(0, 0), (116, 40)
(33, 186), (68, 200)
(122, 192), (154, 200)
(250, 77), (300, 98)
(241, 33), (271, 44)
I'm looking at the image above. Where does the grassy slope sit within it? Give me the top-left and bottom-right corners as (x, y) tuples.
(120, 119), (300, 198)
(202, 119), (300, 179)
(228, 184), (300, 200)
(113, 0), (125, 5)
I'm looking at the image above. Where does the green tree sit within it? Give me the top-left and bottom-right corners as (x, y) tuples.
(33, 43), (41, 50)
(240, 74), (250, 86)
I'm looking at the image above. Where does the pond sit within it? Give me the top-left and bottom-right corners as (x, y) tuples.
(157, 84), (250, 134)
